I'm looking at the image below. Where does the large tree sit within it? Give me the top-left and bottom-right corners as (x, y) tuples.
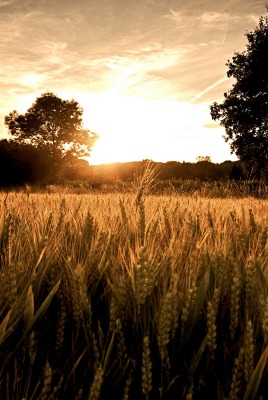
(210, 9), (268, 178)
(5, 92), (97, 179)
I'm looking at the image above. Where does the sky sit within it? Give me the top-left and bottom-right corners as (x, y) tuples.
(0, 0), (266, 165)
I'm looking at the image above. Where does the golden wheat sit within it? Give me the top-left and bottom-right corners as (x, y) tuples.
(0, 186), (267, 400)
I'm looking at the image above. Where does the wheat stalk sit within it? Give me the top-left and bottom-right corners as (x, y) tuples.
(134, 246), (154, 313)
(244, 319), (254, 384)
(55, 290), (66, 354)
(228, 346), (244, 400)
(207, 287), (220, 355)
(141, 335), (152, 400)
(88, 365), (104, 400)
(230, 269), (242, 339)
(39, 361), (52, 400)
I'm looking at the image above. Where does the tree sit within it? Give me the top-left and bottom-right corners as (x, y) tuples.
(196, 155), (212, 163)
(5, 92), (98, 180)
(210, 8), (268, 178)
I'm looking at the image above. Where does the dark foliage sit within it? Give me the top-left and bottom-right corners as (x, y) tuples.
(0, 139), (94, 186)
(89, 160), (245, 183)
(210, 8), (268, 178)
(5, 92), (97, 179)
(0, 144), (252, 189)
(0, 140), (54, 186)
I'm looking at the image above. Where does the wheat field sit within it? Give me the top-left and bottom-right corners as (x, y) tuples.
(0, 182), (267, 399)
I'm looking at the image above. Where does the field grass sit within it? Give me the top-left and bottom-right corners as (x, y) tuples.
(0, 179), (267, 399)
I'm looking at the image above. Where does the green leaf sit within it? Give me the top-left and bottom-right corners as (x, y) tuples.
(180, 263), (211, 350)
(254, 262), (268, 293)
(0, 309), (11, 345)
(23, 285), (34, 330)
(243, 346), (268, 400)
(103, 332), (115, 371)
(179, 336), (208, 398)
(189, 336), (208, 377)
(31, 280), (60, 327)
(14, 280), (61, 353)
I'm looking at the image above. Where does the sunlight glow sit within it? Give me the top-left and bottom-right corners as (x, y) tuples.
(1, 0), (261, 166)
(22, 74), (44, 87)
(77, 92), (233, 165)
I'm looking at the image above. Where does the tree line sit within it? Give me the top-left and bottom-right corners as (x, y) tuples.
(0, 142), (246, 187)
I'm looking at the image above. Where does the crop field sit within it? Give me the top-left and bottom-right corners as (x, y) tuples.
(0, 178), (268, 399)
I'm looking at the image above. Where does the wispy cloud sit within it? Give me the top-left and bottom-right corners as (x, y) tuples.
(0, 0), (266, 160)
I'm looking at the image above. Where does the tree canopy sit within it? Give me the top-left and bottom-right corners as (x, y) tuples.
(5, 92), (97, 179)
(210, 8), (268, 178)
(196, 155), (212, 163)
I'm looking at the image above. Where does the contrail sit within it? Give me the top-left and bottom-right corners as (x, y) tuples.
(191, 75), (229, 102)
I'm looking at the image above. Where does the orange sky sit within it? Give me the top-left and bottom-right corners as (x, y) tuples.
(0, 0), (266, 164)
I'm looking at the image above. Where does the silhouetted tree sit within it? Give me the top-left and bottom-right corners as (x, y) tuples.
(0, 140), (54, 186)
(5, 92), (98, 180)
(210, 8), (268, 178)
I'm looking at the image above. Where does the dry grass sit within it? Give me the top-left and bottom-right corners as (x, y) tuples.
(0, 176), (267, 399)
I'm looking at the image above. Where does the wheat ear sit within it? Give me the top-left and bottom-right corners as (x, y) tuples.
(141, 335), (152, 400)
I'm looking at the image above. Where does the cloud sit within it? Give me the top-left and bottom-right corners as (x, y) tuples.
(191, 75), (229, 102)
(0, 0), (266, 161)
(203, 121), (222, 129)
(162, 8), (183, 21)
(0, 0), (13, 6)
(200, 11), (238, 23)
